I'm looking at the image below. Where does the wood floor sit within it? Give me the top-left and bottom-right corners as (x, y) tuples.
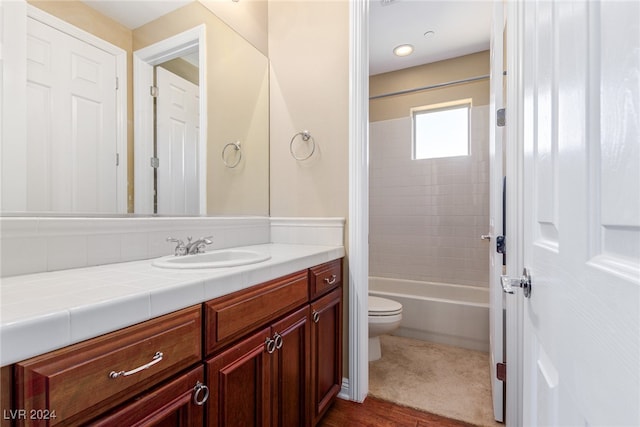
(318, 396), (478, 427)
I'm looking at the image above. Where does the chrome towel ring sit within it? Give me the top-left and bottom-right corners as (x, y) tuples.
(289, 130), (315, 161)
(222, 141), (242, 168)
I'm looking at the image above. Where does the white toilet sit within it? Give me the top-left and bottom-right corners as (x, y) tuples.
(368, 295), (403, 361)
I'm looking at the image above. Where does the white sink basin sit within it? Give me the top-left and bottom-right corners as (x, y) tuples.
(152, 249), (271, 269)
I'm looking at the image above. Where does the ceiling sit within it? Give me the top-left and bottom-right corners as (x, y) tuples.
(81, 0), (492, 76)
(80, 0), (192, 30)
(369, 0), (493, 75)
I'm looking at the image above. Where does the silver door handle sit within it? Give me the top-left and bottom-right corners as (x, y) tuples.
(480, 234), (491, 240)
(501, 268), (532, 298)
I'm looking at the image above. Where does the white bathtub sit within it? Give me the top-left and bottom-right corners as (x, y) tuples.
(369, 276), (490, 352)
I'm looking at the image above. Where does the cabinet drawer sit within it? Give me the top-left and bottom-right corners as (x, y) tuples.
(15, 306), (202, 426)
(205, 271), (309, 354)
(89, 364), (206, 426)
(309, 259), (343, 299)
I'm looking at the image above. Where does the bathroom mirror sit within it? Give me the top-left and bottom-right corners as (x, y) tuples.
(0, 0), (269, 216)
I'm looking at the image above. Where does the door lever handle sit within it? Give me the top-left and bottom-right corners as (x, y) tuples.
(480, 234), (491, 240)
(501, 268), (532, 298)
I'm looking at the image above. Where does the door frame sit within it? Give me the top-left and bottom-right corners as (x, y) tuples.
(488, 0), (505, 421)
(346, 0), (369, 403)
(504, 0), (525, 425)
(346, 0), (527, 420)
(2, 3), (127, 213)
(133, 25), (207, 215)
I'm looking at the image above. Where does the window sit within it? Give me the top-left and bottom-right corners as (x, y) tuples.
(412, 101), (470, 160)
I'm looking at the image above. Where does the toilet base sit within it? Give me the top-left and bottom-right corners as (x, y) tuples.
(369, 336), (382, 361)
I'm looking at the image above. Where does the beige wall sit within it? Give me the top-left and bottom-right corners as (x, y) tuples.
(159, 58), (199, 85)
(268, 0), (350, 374)
(199, 0), (268, 57)
(135, 2), (271, 216)
(268, 0), (349, 218)
(28, 0), (135, 212)
(370, 51), (490, 122)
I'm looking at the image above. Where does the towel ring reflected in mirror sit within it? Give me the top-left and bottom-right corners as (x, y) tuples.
(289, 130), (316, 161)
(222, 141), (242, 168)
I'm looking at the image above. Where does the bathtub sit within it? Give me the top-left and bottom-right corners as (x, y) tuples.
(369, 277), (490, 352)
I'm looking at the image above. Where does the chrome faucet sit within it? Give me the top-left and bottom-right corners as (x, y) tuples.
(185, 236), (213, 255)
(166, 236), (213, 256)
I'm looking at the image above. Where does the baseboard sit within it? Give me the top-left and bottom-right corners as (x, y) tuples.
(337, 377), (350, 400)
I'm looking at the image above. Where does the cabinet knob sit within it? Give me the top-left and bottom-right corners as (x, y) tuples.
(312, 311), (320, 323)
(193, 381), (210, 406)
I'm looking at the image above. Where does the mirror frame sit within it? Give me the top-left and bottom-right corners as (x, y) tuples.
(133, 25), (207, 215)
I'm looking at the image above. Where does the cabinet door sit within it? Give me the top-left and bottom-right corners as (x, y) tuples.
(271, 306), (311, 427)
(310, 288), (342, 426)
(207, 327), (272, 427)
(89, 365), (206, 426)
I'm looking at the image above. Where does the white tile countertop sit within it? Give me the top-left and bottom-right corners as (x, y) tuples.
(0, 243), (345, 366)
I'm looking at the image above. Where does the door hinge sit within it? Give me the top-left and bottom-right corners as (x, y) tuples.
(150, 86), (159, 98)
(497, 362), (506, 382)
(497, 108), (506, 127)
(115, 153), (120, 166)
(150, 157), (159, 168)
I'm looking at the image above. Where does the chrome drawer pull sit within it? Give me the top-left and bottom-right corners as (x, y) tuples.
(193, 381), (210, 406)
(324, 275), (337, 285)
(109, 351), (163, 379)
(312, 311), (320, 323)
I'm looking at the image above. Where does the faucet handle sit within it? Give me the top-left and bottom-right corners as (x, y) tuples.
(166, 237), (187, 256)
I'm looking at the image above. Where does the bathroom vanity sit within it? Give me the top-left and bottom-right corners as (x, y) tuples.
(3, 257), (342, 426)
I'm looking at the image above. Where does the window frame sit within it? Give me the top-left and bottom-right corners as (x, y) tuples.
(411, 100), (472, 160)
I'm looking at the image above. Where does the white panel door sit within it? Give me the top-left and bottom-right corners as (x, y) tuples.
(520, 0), (639, 425)
(488, 0), (505, 422)
(155, 66), (200, 215)
(26, 17), (117, 213)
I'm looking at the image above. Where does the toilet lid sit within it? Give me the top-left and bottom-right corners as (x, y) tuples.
(368, 296), (402, 316)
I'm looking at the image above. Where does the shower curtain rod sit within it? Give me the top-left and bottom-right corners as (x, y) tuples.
(369, 74), (490, 100)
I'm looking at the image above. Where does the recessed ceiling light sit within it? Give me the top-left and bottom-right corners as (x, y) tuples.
(424, 30), (435, 38)
(393, 44), (414, 57)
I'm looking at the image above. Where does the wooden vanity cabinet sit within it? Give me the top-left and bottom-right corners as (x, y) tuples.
(8, 258), (343, 427)
(205, 259), (342, 427)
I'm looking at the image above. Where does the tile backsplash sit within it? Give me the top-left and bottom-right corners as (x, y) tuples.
(0, 217), (270, 277)
(0, 216), (346, 278)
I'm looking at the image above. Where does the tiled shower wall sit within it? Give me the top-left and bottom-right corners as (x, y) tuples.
(369, 105), (490, 288)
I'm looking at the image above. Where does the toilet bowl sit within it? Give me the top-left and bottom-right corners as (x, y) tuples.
(368, 295), (403, 361)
